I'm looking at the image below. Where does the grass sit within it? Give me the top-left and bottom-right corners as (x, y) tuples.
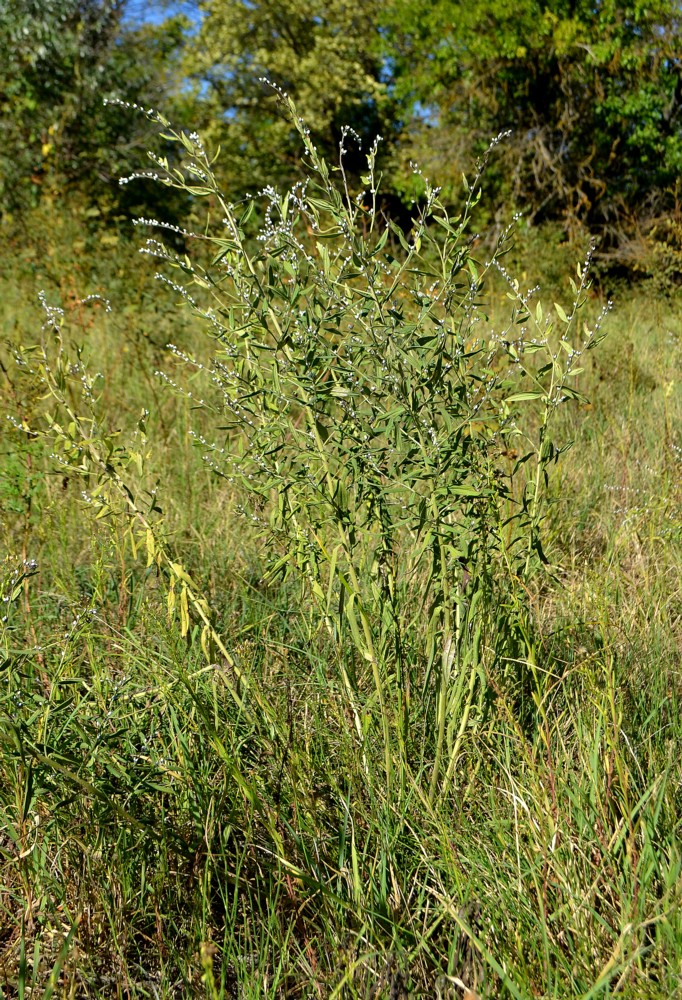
(1, 202), (682, 998)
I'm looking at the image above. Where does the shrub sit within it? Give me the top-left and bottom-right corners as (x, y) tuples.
(14, 90), (609, 805)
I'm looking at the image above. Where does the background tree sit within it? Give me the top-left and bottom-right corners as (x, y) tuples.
(181, 0), (399, 196)
(382, 0), (682, 255)
(4, 0), (680, 275)
(0, 0), (189, 218)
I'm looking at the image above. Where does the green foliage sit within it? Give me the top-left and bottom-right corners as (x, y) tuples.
(3, 16), (682, 997)
(382, 0), (682, 250)
(2, 150), (682, 995)
(181, 0), (397, 195)
(5, 0), (681, 274)
(14, 96), (606, 807)
(2, 541), (682, 996)
(0, 0), (188, 217)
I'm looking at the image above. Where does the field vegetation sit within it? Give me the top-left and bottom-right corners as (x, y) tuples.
(1, 2), (682, 997)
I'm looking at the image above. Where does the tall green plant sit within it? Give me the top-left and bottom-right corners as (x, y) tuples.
(18, 91), (608, 803)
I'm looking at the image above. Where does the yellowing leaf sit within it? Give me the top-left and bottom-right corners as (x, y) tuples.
(170, 562), (196, 587)
(146, 528), (155, 567)
(180, 585), (190, 637)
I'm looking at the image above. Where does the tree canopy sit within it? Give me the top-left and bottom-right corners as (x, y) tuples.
(0, 0), (188, 215)
(2, 0), (681, 271)
(180, 0), (397, 194)
(382, 0), (682, 245)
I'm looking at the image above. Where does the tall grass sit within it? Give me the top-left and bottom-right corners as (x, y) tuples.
(1, 98), (681, 998)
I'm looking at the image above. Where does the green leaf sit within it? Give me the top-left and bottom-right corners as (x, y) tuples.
(505, 391), (546, 402)
(554, 302), (569, 323)
(344, 594), (371, 662)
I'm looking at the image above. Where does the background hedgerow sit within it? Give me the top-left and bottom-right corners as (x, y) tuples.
(1, 85), (682, 1000)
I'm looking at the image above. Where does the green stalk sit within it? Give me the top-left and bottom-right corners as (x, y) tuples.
(439, 619), (482, 802)
(428, 492), (455, 806)
(307, 412), (393, 794)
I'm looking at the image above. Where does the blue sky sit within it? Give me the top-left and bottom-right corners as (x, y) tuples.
(123, 1), (200, 27)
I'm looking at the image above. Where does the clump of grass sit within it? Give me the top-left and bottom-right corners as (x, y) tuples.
(2, 95), (682, 999)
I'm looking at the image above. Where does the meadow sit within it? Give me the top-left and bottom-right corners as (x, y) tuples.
(1, 117), (682, 1000)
